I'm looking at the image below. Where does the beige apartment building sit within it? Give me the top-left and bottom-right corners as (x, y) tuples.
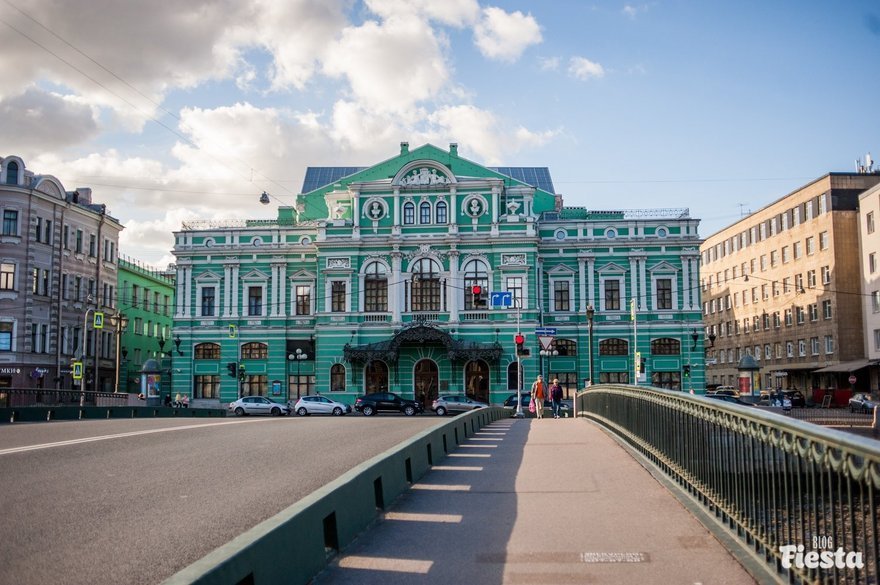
(701, 172), (880, 400)
(859, 181), (880, 392)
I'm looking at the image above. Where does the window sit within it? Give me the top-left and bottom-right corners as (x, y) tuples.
(782, 246), (790, 264)
(760, 255), (767, 271)
(807, 270), (816, 288)
(810, 337), (819, 356)
(403, 202), (415, 225)
(656, 278), (672, 310)
(240, 375), (268, 397)
(34, 217), (43, 242)
(506, 276), (523, 309)
(411, 258), (441, 311)
(775, 343), (783, 359)
(419, 202), (431, 224)
(793, 242), (802, 259)
(770, 250), (778, 267)
(331, 281), (346, 312)
(762, 313), (770, 330)
(599, 338), (628, 355)
(5, 161), (19, 184)
(553, 280), (571, 312)
(806, 236), (814, 255)
(553, 339), (577, 356)
(798, 339), (806, 357)
(507, 362), (521, 390)
(600, 372), (629, 384)
(821, 266), (831, 285)
(773, 311), (781, 328)
(132, 284), (139, 307)
(786, 341), (794, 357)
(330, 364), (346, 391)
(869, 212), (875, 235)
(796, 306), (805, 325)
(761, 284), (768, 300)
(63, 225), (69, 249)
(651, 338), (680, 355)
(825, 336), (834, 355)
(822, 300), (832, 319)
(247, 286), (263, 316)
(194, 343), (220, 359)
(0, 322), (12, 351)
(819, 231), (829, 250)
(241, 342), (268, 359)
(295, 285), (311, 315)
(765, 344), (772, 360)
(604, 279), (621, 311)
(876, 330), (880, 352)
(364, 262), (388, 312)
(194, 375), (220, 399)
(873, 291), (880, 314)
(435, 201), (447, 224)
(871, 253), (877, 275)
(651, 372), (680, 391)
(75, 229), (83, 253)
(785, 309), (792, 326)
(89, 234), (96, 257)
(200, 286), (216, 317)
(2, 210), (18, 236)
(809, 303), (818, 322)
(0, 263), (14, 290)
(463, 259), (489, 310)
(795, 273), (804, 292)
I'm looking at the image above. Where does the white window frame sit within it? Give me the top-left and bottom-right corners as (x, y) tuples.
(196, 279), (220, 318)
(325, 277), (351, 313)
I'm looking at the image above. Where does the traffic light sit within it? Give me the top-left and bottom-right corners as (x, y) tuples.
(515, 333), (525, 356)
(226, 362), (237, 378)
(683, 364), (691, 378)
(238, 364), (247, 381)
(471, 284), (483, 309)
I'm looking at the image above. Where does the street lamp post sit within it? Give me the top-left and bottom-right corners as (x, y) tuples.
(586, 305), (595, 388)
(539, 347), (560, 392)
(289, 348), (308, 400)
(79, 296), (95, 406)
(109, 312), (129, 393)
(514, 298), (524, 419)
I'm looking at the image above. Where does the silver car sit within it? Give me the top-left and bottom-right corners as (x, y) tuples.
(432, 395), (488, 416)
(228, 396), (291, 416)
(292, 395), (352, 416)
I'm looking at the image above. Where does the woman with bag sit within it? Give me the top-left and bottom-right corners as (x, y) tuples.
(530, 375), (546, 419)
(550, 378), (564, 419)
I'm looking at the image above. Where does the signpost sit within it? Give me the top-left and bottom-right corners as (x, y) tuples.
(490, 291), (513, 308)
(538, 336), (554, 351)
(849, 375), (857, 385)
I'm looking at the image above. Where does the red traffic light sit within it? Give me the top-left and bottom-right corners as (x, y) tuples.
(514, 334), (524, 345)
(471, 285), (482, 295)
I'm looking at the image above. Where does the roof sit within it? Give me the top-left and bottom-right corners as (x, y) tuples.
(301, 165), (556, 194)
(813, 359), (877, 373)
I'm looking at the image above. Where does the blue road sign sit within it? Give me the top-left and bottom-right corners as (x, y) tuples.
(490, 291), (513, 308)
(535, 327), (557, 336)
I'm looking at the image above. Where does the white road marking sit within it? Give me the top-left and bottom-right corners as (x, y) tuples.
(0, 418), (270, 456)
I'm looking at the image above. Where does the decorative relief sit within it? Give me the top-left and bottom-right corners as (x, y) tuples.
(404, 243), (447, 261)
(501, 254), (527, 266)
(506, 200), (521, 214)
(326, 257), (351, 269)
(400, 167), (451, 186)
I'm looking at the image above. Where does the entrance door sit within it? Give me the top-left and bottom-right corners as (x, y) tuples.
(413, 359), (438, 409)
(465, 360), (490, 403)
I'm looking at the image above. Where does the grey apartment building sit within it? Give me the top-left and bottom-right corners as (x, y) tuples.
(0, 156), (123, 391)
(700, 172), (880, 399)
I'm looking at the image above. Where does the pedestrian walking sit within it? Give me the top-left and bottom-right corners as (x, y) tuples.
(550, 378), (564, 418)
(530, 375), (546, 419)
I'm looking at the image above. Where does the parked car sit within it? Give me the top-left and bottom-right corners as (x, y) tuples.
(228, 396), (291, 416)
(292, 395), (352, 416)
(706, 394), (753, 406)
(707, 386), (740, 398)
(432, 395), (488, 416)
(781, 390), (806, 408)
(848, 393), (879, 413)
(354, 392), (424, 416)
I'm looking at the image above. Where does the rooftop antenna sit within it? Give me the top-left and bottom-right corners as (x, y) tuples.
(737, 203), (748, 217)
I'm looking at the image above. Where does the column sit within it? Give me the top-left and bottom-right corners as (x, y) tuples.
(391, 249), (402, 323)
(587, 257), (595, 307)
(639, 257), (647, 310)
(448, 249), (460, 323)
(223, 264), (233, 317)
(271, 262), (285, 317)
(578, 257), (587, 313)
(175, 265), (186, 318)
(232, 266), (240, 317)
(682, 256), (691, 310)
(184, 265), (192, 318)
(629, 257), (638, 309)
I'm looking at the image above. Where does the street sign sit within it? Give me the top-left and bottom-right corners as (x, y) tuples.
(535, 327), (557, 336)
(72, 362), (83, 380)
(229, 324), (237, 338)
(849, 375), (857, 385)
(490, 291), (513, 308)
(93, 312), (104, 329)
(538, 336), (554, 351)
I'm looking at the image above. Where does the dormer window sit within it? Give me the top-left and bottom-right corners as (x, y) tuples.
(6, 161), (18, 185)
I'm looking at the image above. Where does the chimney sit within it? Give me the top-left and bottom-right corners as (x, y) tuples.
(400, 142), (409, 155)
(449, 143), (458, 156)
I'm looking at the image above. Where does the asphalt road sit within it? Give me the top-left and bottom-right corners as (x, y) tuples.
(0, 414), (441, 585)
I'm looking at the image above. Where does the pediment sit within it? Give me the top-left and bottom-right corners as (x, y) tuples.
(649, 261), (678, 273)
(597, 262), (627, 274)
(289, 270), (317, 280)
(393, 160), (456, 187)
(195, 271), (221, 282)
(240, 269), (269, 281)
(546, 264), (576, 275)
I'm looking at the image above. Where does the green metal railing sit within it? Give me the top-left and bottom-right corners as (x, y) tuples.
(579, 385), (880, 584)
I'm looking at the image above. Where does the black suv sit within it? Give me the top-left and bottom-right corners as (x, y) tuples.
(354, 392), (424, 416)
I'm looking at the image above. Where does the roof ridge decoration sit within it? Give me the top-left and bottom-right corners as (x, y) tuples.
(393, 160), (456, 188)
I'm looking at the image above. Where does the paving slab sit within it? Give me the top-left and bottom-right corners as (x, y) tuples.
(315, 417), (757, 585)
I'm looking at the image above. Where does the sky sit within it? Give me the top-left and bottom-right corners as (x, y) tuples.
(2, 0), (879, 268)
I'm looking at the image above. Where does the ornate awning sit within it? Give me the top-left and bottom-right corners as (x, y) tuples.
(343, 324), (503, 364)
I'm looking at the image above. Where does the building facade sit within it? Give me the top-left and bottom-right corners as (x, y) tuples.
(701, 172), (880, 397)
(171, 143), (705, 407)
(859, 182), (880, 392)
(0, 156), (123, 392)
(116, 257), (175, 394)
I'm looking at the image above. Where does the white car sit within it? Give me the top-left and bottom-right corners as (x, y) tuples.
(228, 396), (291, 416)
(293, 395), (352, 416)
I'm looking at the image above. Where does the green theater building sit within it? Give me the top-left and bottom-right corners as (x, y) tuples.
(170, 143), (706, 407)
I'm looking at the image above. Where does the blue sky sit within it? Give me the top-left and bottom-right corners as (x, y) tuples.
(1, 0), (878, 266)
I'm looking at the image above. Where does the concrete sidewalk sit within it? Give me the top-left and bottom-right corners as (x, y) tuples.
(314, 417), (758, 585)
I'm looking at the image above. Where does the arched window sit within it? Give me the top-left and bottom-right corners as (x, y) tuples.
(194, 342), (220, 359)
(330, 364), (346, 391)
(507, 362), (521, 391)
(552, 339), (577, 356)
(419, 202), (432, 224)
(365, 361), (388, 393)
(241, 342), (268, 359)
(651, 338), (681, 355)
(6, 161), (18, 185)
(462, 258), (488, 310)
(599, 338), (628, 355)
(436, 201), (448, 224)
(403, 202), (415, 225)
(364, 262), (388, 312)
(414, 359), (438, 405)
(465, 359), (490, 403)
(411, 258), (441, 312)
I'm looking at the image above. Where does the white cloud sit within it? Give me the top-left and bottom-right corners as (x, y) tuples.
(539, 56), (560, 71)
(622, 4), (649, 19)
(322, 15), (450, 114)
(473, 7), (542, 62)
(568, 56), (605, 80)
(365, 0), (480, 27)
(0, 88), (99, 156)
